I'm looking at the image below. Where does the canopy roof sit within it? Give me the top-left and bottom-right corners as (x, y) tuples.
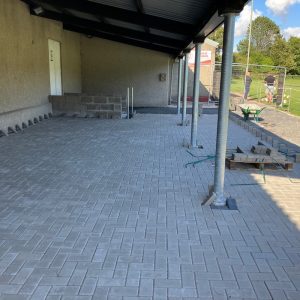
(21, 0), (247, 56)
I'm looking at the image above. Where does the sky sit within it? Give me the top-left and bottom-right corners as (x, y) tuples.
(234, 0), (300, 48)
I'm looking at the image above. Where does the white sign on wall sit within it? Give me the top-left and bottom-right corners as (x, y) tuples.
(188, 49), (212, 65)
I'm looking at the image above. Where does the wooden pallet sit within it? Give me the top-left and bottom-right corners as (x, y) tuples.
(227, 143), (293, 171)
(226, 158), (293, 170)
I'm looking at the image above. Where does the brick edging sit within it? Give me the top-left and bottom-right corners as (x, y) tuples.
(229, 112), (300, 159)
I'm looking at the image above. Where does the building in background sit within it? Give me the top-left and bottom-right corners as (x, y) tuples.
(170, 38), (218, 104)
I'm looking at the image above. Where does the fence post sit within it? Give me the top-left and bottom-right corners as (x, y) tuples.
(288, 88), (291, 113)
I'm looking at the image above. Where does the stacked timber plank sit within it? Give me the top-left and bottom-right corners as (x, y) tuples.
(226, 142), (293, 170)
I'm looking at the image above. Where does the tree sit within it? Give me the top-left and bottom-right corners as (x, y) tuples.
(288, 37), (300, 74)
(270, 37), (296, 71)
(235, 16), (297, 72)
(250, 16), (281, 55)
(236, 39), (249, 56)
(209, 26), (223, 62)
(210, 26), (223, 48)
(250, 51), (274, 66)
(234, 50), (274, 66)
(233, 52), (246, 64)
(237, 16), (281, 56)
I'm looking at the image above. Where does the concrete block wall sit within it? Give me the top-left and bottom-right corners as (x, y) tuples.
(50, 94), (124, 119)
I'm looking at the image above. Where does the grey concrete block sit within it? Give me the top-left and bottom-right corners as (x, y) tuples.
(266, 135), (273, 144)
(279, 143), (288, 153)
(114, 104), (122, 112)
(256, 130), (262, 137)
(100, 104), (114, 111)
(66, 95), (81, 104)
(94, 96), (107, 103)
(262, 134), (268, 141)
(86, 104), (98, 111)
(272, 139), (279, 148)
(81, 96), (92, 103)
(108, 97), (122, 104)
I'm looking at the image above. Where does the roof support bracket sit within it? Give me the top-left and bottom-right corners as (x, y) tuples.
(218, 0), (245, 15)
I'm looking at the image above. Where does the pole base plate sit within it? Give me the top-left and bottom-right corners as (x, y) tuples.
(182, 139), (203, 149)
(210, 197), (238, 210)
(177, 120), (190, 126)
(202, 188), (238, 210)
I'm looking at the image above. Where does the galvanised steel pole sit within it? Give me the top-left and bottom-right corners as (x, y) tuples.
(213, 13), (236, 206)
(181, 52), (189, 125)
(243, 0), (254, 103)
(177, 58), (183, 115)
(191, 41), (202, 147)
(131, 87), (134, 115)
(127, 87), (130, 119)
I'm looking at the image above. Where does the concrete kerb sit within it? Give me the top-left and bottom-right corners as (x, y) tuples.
(0, 103), (52, 137)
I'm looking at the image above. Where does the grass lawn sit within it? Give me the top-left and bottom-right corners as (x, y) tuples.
(230, 76), (300, 116)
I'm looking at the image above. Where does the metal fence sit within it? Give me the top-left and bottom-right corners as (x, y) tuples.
(176, 62), (299, 115)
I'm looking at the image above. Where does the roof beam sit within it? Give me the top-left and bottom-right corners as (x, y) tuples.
(178, 0), (248, 56)
(133, 0), (149, 34)
(134, 0), (145, 14)
(33, 10), (185, 48)
(33, 0), (194, 35)
(63, 24), (179, 55)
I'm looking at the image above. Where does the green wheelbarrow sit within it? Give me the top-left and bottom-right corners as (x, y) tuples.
(239, 104), (265, 122)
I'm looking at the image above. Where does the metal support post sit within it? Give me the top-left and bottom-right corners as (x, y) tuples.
(131, 87), (134, 115)
(190, 40), (203, 147)
(181, 52), (189, 125)
(243, 0), (254, 103)
(177, 57), (183, 115)
(211, 13), (236, 206)
(127, 87), (130, 119)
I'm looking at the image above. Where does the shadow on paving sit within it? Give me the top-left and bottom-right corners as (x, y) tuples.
(0, 114), (299, 299)
(134, 106), (218, 115)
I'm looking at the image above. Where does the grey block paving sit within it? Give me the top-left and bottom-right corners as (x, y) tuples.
(0, 114), (300, 299)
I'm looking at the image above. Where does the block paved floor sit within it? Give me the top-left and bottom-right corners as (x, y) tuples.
(0, 114), (300, 300)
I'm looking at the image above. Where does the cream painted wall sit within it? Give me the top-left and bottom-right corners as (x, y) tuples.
(0, 0), (81, 114)
(1, 0), (175, 114)
(80, 37), (171, 107)
(61, 31), (82, 93)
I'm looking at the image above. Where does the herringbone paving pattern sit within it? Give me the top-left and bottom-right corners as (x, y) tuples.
(0, 114), (300, 299)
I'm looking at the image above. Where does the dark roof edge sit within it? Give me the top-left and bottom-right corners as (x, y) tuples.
(178, 0), (249, 57)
